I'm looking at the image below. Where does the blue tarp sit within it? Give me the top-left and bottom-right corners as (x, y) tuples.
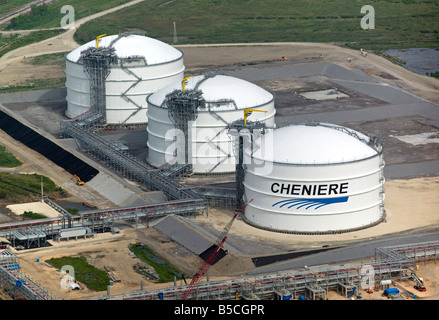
(384, 288), (400, 296)
(16, 279), (25, 287)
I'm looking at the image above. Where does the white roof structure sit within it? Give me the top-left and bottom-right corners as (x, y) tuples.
(148, 75), (273, 110)
(252, 124), (378, 164)
(66, 34), (183, 64)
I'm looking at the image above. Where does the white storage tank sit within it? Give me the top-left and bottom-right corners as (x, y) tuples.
(65, 34), (185, 124)
(243, 123), (385, 233)
(146, 74), (276, 173)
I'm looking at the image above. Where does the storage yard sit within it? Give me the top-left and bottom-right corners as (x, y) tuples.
(0, 3), (438, 302)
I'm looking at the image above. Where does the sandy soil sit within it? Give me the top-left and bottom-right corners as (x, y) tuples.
(3, 221), (437, 301)
(7, 201), (60, 218)
(9, 229), (148, 300)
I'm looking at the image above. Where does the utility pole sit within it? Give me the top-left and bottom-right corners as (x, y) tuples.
(173, 21), (178, 44)
(40, 177), (44, 203)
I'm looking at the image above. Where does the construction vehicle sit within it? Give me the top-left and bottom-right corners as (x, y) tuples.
(180, 200), (253, 300)
(411, 272), (426, 292)
(73, 174), (84, 186)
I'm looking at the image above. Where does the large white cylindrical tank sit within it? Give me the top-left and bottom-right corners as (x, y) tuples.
(243, 123), (385, 233)
(146, 75), (276, 173)
(65, 34), (184, 124)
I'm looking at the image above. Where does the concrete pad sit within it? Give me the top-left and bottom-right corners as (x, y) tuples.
(391, 132), (439, 146)
(7, 202), (61, 218)
(154, 215), (213, 255)
(86, 172), (136, 206)
(300, 89), (349, 100)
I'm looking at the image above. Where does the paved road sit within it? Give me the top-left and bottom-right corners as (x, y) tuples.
(245, 230), (439, 275)
(234, 63), (439, 179)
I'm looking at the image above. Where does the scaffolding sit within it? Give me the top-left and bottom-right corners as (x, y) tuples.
(166, 89), (204, 167)
(81, 47), (117, 123)
(375, 241), (438, 266)
(0, 249), (53, 300)
(227, 119), (270, 206)
(8, 230), (47, 249)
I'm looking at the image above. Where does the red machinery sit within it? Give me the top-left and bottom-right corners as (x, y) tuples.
(180, 200), (252, 300)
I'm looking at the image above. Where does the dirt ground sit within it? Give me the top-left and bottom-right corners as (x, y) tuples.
(7, 201), (60, 218)
(0, 130), (116, 209)
(0, 170), (437, 300)
(325, 261), (439, 301)
(178, 42), (439, 105)
(1, 224), (437, 300)
(0, 0), (438, 301)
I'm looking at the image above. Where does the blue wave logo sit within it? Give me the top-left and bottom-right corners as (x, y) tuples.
(272, 196), (349, 210)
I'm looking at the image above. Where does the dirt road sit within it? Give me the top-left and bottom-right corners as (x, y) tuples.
(0, 0), (438, 103)
(0, 0), (147, 86)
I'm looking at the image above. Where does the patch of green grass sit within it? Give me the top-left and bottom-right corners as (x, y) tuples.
(73, 0), (439, 50)
(0, 29), (65, 58)
(46, 256), (110, 291)
(0, 0), (35, 16)
(0, 145), (22, 167)
(4, 0), (132, 30)
(0, 172), (65, 202)
(129, 243), (184, 283)
(26, 51), (68, 66)
(65, 207), (79, 215)
(22, 211), (46, 219)
(0, 33), (20, 48)
(0, 77), (66, 93)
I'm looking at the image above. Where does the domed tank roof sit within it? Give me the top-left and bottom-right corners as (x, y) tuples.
(251, 123), (379, 164)
(148, 74), (273, 111)
(66, 34), (183, 64)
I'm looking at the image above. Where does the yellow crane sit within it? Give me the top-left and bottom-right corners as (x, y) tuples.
(182, 75), (193, 92)
(243, 109), (267, 125)
(96, 34), (107, 48)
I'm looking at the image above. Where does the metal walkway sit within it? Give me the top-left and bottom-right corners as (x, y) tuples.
(62, 119), (201, 201)
(0, 249), (53, 300)
(0, 198), (207, 239)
